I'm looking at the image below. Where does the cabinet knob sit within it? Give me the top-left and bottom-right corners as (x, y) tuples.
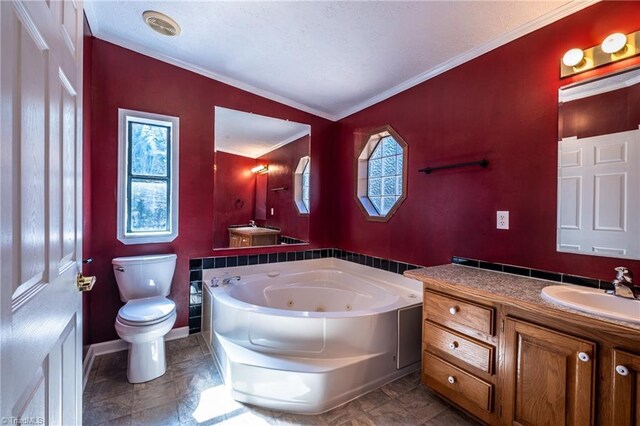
(449, 306), (458, 315)
(447, 376), (456, 384)
(448, 341), (458, 350)
(615, 365), (630, 376)
(578, 352), (590, 362)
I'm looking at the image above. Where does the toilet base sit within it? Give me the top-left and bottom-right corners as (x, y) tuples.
(126, 337), (167, 383)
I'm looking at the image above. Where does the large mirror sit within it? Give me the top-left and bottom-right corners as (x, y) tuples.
(213, 107), (311, 249)
(557, 66), (640, 259)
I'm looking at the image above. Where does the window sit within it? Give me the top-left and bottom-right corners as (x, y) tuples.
(356, 126), (407, 221)
(117, 109), (179, 244)
(294, 156), (310, 214)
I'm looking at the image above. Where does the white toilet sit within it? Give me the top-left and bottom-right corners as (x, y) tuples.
(112, 253), (177, 383)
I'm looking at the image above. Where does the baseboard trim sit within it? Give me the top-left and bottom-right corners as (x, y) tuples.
(82, 326), (189, 390)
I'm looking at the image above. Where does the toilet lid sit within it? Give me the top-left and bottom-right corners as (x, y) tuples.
(118, 296), (175, 323)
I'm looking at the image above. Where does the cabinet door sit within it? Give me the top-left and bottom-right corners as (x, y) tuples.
(502, 318), (595, 426)
(612, 349), (640, 425)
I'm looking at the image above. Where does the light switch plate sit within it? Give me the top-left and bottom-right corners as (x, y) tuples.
(497, 211), (509, 230)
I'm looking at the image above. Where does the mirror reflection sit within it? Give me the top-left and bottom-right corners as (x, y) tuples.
(557, 67), (640, 259)
(213, 107), (311, 249)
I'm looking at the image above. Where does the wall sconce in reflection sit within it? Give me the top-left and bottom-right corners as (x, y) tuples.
(561, 29), (638, 78)
(251, 164), (269, 174)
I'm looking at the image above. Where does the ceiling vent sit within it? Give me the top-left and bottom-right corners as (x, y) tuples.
(143, 11), (181, 37)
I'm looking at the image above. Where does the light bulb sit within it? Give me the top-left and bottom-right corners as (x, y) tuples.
(601, 33), (627, 54)
(562, 48), (585, 67)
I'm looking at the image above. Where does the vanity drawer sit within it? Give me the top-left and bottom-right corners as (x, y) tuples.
(424, 290), (494, 336)
(424, 321), (494, 374)
(423, 352), (493, 413)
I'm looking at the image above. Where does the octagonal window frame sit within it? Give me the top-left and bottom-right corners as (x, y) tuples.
(356, 125), (407, 222)
(294, 156), (310, 215)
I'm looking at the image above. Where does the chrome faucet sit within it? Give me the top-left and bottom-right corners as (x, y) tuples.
(610, 267), (639, 300)
(249, 220), (256, 228)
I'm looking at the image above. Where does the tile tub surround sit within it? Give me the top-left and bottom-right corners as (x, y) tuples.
(405, 264), (640, 332)
(83, 333), (480, 425)
(188, 248), (423, 333)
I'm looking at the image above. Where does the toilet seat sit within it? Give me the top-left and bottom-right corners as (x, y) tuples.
(117, 296), (176, 326)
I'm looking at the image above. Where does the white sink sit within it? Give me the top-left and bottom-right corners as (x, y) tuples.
(542, 285), (640, 324)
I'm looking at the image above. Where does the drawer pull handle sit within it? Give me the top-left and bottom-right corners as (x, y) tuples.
(578, 352), (590, 362)
(615, 365), (629, 376)
(448, 341), (458, 350)
(447, 376), (456, 384)
(449, 306), (458, 315)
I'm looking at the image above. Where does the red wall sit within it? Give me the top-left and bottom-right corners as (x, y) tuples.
(332, 1), (640, 281)
(88, 40), (336, 344)
(259, 135), (310, 241)
(82, 16), (93, 351)
(560, 83), (640, 139)
(213, 151), (257, 247)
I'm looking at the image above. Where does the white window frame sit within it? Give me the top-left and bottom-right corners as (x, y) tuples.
(294, 156), (310, 215)
(117, 108), (180, 245)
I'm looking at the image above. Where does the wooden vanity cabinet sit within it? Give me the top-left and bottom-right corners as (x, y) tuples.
(502, 318), (595, 426)
(420, 282), (640, 426)
(611, 349), (640, 425)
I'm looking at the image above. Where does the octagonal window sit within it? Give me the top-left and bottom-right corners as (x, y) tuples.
(356, 126), (407, 221)
(294, 156), (310, 214)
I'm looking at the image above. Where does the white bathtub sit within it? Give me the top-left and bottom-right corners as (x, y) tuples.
(202, 258), (423, 414)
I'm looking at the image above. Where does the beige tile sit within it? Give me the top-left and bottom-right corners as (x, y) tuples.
(422, 408), (480, 426)
(173, 367), (223, 397)
(367, 400), (420, 425)
(167, 334), (201, 352)
(95, 351), (129, 382)
(107, 415), (132, 426)
(319, 400), (365, 425)
(273, 412), (326, 426)
(86, 374), (135, 403)
(177, 387), (244, 425)
(171, 357), (217, 380)
(379, 375), (419, 399)
(133, 380), (178, 412)
(130, 401), (180, 426)
(397, 386), (440, 410)
(83, 393), (134, 426)
(352, 389), (391, 413)
(340, 414), (377, 426)
(410, 397), (449, 423)
(133, 371), (174, 391)
(169, 344), (205, 365)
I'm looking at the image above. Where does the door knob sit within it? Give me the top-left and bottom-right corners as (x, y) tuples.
(77, 273), (96, 292)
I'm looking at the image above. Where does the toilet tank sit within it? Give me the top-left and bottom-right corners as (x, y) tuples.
(112, 254), (177, 302)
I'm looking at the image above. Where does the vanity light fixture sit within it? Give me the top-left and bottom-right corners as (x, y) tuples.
(601, 32), (628, 55)
(561, 28), (639, 78)
(251, 165), (268, 174)
(562, 48), (586, 68)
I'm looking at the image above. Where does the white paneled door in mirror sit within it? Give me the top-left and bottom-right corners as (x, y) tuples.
(1, 0), (84, 423)
(558, 131), (640, 258)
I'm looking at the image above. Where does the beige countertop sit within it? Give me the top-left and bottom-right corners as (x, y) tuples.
(229, 227), (281, 235)
(405, 264), (640, 333)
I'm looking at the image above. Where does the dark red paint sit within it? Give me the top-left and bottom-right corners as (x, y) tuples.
(560, 83), (640, 139)
(87, 40), (335, 344)
(213, 151), (258, 248)
(258, 135), (310, 241)
(332, 1), (640, 281)
(85, 1), (640, 345)
(82, 16), (93, 350)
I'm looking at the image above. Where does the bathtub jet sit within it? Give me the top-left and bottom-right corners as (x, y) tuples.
(201, 257), (423, 414)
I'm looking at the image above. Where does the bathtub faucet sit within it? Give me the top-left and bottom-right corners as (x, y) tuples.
(222, 276), (241, 286)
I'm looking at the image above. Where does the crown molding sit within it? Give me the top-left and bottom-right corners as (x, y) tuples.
(333, 0), (600, 120)
(85, 0), (599, 122)
(87, 30), (338, 121)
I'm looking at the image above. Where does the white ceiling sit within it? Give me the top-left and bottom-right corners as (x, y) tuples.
(85, 0), (597, 121)
(214, 107), (310, 159)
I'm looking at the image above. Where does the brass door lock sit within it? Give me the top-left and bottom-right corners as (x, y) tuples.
(77, 273), (96, 292)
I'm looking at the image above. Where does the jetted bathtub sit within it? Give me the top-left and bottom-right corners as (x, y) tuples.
(201, 257), (423, 414)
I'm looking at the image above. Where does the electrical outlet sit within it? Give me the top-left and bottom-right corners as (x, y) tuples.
(497, 211), (509, 230)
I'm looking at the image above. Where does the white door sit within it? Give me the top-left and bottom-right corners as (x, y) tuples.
(558, 128), (640, 259)
(1, 0), (84, 424)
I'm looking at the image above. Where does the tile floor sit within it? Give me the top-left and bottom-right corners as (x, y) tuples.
(83, 334), (479, 426)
